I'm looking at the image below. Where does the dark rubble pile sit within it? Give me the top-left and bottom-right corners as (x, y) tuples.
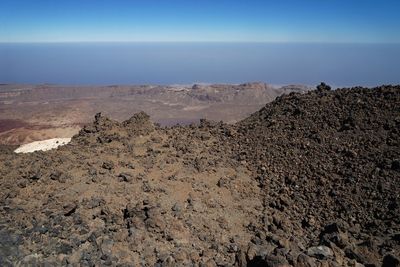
(232, 85), (400, 266)
(0, 84), (399, 267)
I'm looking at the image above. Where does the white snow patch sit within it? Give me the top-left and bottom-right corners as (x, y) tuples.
(14, 138), (71, 153)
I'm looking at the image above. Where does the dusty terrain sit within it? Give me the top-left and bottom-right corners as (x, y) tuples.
(0, 83), (310, 145)
(0, 84), (399, 266)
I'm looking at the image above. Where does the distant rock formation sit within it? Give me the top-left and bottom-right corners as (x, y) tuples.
(0, 83), (311, 145)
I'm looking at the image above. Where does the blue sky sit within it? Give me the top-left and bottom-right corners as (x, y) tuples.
(0, 0), (399, 43)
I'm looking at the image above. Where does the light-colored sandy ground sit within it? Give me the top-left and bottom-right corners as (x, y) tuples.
(14, 138), (71, 153)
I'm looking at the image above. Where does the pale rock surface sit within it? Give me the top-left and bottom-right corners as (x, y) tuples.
(14, 138), (71, 153)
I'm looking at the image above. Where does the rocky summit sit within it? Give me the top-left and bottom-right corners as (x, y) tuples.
(0, 85), (399, 266)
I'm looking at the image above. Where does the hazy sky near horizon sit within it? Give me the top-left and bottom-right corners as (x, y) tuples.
(1, 0), (399, 43)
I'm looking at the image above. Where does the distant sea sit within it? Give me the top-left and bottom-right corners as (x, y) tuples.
(0, 42), (399, 87)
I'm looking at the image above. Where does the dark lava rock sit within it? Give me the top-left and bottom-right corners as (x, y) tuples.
(317, 82), (331, 91)
(118, 172), (133, 182)
(63, 203), (77, 216)
(307, 246), (333, 259)
(391, 159), (400, 171)
(382, 254), (400, 267)
(1, 85), (399, 266)
(102, 161), (114, 170)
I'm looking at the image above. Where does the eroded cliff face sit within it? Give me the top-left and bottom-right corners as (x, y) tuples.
(0, 85), (399, 266)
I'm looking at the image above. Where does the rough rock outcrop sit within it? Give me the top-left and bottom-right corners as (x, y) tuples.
(0, 84), (399, 266)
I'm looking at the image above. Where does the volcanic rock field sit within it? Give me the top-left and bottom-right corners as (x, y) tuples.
(0, 84), (399, 266)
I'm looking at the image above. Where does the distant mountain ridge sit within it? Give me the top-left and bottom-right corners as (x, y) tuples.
(0, 82), (311, 145)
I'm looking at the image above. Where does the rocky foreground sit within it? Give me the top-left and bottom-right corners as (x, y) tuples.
(0, 84), (399, 266)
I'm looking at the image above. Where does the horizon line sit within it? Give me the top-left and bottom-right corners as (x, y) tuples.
(2, 82), (398, 89)
(1, 40), (399, 45)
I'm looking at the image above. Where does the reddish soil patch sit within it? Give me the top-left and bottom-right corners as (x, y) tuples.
(0, 119), (29, 133)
